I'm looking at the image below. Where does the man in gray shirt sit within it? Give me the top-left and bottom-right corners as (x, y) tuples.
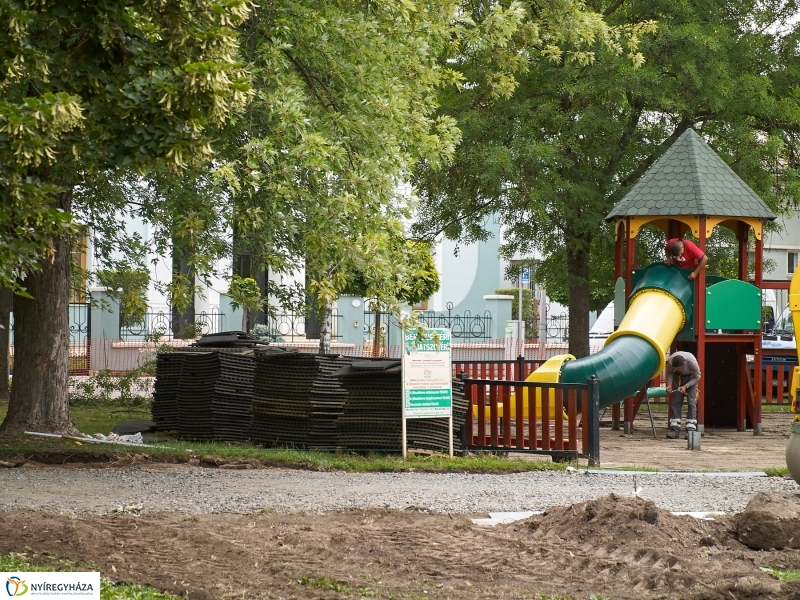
(665, 351), (701, 439)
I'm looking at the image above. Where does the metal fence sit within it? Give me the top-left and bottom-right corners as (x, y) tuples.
(363, 303), (493, 349)
(463, 376), (600, 464)
(266, 310), (342, 342)
(120, 309), (224, 341)
(546, 314), (569, 342)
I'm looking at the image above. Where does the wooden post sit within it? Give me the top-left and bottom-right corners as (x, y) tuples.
(753, 231), (764, 434)
(614, 219), (624, 280)
(736, 344), (747, 431)
(623, 217), (635, 433)
(696, 216), (707, 432)
(738, 222), (749, 282)
(625, 217), (635, 312)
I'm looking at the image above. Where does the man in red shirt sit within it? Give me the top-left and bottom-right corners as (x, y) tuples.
(665, 238), (708, 280)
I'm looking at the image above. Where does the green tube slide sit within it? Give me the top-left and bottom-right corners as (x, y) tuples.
(558, 263), (694, 408)
(560, 336), (662, 407)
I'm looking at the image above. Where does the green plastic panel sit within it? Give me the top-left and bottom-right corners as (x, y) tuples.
(705, 279), (762, 331)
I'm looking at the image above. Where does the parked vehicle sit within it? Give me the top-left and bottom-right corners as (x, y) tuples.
(763, 305), (796, 350)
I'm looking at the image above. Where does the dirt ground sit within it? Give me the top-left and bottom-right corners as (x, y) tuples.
(3, 495), (800, 600)
(0, 411), (796, 598)
(597, 409), (792, 472)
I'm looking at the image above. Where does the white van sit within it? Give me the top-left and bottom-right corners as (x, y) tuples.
(764, 305), (796, 350)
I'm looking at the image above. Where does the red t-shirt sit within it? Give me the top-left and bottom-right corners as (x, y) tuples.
(666, 238), (705, 270)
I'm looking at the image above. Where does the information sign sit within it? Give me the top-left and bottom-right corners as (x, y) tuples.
(401, 327), (453, 457)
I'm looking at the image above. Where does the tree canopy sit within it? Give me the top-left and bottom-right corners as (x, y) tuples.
(414, 0), (800, 357)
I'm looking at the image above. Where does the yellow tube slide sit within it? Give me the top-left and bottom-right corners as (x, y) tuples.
(606, 288), (685, 375)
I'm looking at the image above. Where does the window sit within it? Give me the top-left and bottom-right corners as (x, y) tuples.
(789, 251), (799, 275)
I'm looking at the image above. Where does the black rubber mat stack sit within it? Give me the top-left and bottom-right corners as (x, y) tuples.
(405, 378), (468, 453)
(333, 360), (403, 450)
(209, 350), (255, 441)
(151, 351), (187, 431)
(308, 355), (353, 450)
(193, 331), (270, 349)
(250, 350), (351, 448)
(176, 351), (219, 440)
(175, 349), (255, 442)
(334, 363), (468, 453)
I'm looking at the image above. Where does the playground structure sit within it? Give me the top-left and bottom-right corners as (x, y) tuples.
(521, 129), (791, 433)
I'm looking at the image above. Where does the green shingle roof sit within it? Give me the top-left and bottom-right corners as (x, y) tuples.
(606, 128), (776, 221)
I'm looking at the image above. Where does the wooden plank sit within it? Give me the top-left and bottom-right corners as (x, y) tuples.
(554, 388), (564, 450)
(477, 383), (486, 448)
(515, 381), (524, 449)
(489, 384), (499, 447)
(541, 388), (551, 451)
(567, 389), (578, 451)
(528, 383), (537, 451)
(465, 383), (474, 447)
(581, 389), (589, 455)
(502, 385), (512, 448)
(766, 364), (773, 404)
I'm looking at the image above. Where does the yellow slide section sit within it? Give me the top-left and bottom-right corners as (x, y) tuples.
(606, 288), (686, 375)
(790, 268), (800, 411)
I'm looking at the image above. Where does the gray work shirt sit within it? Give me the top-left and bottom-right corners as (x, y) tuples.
(667, 351), (701, 388)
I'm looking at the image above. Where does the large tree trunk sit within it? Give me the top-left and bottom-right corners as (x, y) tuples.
(566, 236), (591, 359)
(0, 190), (77, 437)
(0, 288), (11, 401)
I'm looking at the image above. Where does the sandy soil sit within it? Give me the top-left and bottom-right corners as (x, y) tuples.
(3, 495), (800, 599)
(598, 410), (792, 472)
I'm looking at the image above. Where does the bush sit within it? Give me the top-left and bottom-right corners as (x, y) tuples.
(251, 323), (284, 342)
(69, 369), (152, 408)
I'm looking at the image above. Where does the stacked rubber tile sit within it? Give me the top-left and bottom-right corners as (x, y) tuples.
(175, 349), (255, 442)
(333, 360), (404, 450)
(250, 350), (352, 448)
(194, 331), (271, 349)
(405, 378), (468, 454)
(308, 355), (354, 450)
(334, 361), (468, 453)
(151, 351), (188, 432)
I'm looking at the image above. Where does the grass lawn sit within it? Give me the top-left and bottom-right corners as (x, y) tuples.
(0, 400), (568, 473)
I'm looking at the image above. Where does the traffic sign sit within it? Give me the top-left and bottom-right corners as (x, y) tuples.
(520, 267), (530, 284)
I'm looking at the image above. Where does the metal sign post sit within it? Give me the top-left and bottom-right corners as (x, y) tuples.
(402, 328), (453, 458)
(519, 267), (529, 353)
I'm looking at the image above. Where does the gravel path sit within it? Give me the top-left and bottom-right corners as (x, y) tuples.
(1, 467), (797, 515)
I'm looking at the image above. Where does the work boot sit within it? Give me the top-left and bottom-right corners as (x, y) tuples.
(666, 428), (679, 439)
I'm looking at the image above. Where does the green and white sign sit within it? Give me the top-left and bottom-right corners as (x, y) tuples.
(401, 327), (453, 458)
(402, 328), (452, 418)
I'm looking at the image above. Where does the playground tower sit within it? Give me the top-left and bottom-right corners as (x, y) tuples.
(606, 128), (777, 433)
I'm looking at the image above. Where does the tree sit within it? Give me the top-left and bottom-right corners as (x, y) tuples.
(415, 0), (800, 358)
(0, 1), (251, 436)
(341, 232), (441, 355)
(227, 276), (262, 333)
